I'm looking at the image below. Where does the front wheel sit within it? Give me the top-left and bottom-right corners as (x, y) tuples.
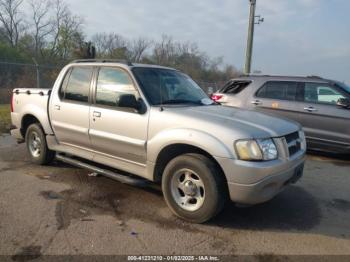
(25, 123), (55, 165)
(162, 153), (228, 223)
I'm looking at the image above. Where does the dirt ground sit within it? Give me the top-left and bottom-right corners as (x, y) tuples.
(0, 134), (349, 259)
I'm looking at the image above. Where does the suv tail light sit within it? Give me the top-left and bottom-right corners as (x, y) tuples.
(211, 94), (223, 102)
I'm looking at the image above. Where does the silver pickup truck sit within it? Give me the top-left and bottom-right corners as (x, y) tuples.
(11, 60), (306, 223)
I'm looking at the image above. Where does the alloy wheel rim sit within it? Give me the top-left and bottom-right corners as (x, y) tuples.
(29, 131), (41, 158)
(170, 168), (205, 212)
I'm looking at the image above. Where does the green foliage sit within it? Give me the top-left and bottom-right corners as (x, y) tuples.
(0, 104), (11, 134)
(0, 42), (28, 62)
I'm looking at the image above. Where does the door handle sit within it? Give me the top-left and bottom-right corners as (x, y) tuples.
(304, 106), (317, 112)
(251, 99), (262, 106)
(54, 105), (60, 110)
(93, 111), (101, 118)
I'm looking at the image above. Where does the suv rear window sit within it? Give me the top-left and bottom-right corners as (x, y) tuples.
(220, 81), (251, 94)
(256, 81), (299, 101)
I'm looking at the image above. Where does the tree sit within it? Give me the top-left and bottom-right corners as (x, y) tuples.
(0, 0), (241, 92)
(0, 0), (24, 47)
(56, 20), (84, 60)
(128, 37), (152, 62)
(29, 0), (52, 58)
(92, 32), (127, 58)
(49, 0), (84, 60)
(152, 35), (176, 66)
(73, 41), (96, 59)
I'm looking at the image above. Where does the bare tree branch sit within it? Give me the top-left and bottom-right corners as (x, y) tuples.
(128, 37), (153, 62)
(48, 0), (83, 59)
(29, 0), (52, 57)
(92, 32), (128, 58)
(0, 0), (24, 47)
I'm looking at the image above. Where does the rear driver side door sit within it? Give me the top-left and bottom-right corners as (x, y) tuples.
(250, 80), (304, 124)
(50, 66), (93, 153)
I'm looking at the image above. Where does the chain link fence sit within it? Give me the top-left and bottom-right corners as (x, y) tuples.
(0, 61), (224, 104)
(0, 61), (62, 104)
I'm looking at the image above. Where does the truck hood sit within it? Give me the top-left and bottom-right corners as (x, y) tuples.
(166, 105), (300, 139)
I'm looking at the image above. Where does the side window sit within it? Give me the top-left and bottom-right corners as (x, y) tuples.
(64, 67), (93, 103)
(59, 69), (71, 99)
(304, 83), (345, 104)
(95, 67), (138, 107)
(256, 81), (298, 101)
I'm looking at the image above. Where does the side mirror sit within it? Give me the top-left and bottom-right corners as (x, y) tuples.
(117, 94), (141, 111)
(336, 98), (350, 109)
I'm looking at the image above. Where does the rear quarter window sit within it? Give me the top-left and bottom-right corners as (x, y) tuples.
(220, 81), (251, 94)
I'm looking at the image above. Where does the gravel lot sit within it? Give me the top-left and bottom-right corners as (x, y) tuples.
(0, 134), (349, 258)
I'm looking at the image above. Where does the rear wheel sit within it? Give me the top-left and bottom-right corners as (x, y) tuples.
(162, 153), (227, 223)
(25, 123), (55, 165)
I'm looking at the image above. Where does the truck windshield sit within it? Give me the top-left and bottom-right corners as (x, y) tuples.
(132, 67), (213, 106)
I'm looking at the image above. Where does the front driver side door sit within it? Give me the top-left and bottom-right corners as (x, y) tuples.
(89, 66), (149, 169)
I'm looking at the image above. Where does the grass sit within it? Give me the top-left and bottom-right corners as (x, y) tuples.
(0, 104), (11, 135)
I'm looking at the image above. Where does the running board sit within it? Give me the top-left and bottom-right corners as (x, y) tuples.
(56, 154), (149, 187)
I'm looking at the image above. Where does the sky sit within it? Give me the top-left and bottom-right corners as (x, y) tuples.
(67, 0), (350, 84)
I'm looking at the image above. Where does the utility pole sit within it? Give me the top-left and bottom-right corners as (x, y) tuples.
(244, 0), (264, 75)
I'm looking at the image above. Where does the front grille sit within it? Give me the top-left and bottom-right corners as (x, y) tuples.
(284, 132), (301, 157)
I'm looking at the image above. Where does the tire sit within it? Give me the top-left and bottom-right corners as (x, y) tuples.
(162, 153), (228, 223)
(25, 123), (55, 165)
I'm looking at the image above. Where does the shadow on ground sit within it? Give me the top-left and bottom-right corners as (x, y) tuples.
(212, 186), (321, 232)
(307, 150), (350, 165)
(36, 160), (329, 238)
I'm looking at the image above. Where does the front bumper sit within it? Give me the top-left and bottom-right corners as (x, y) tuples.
(215, 150), (306, 205)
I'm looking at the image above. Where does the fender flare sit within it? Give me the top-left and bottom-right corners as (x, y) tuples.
(21, 104), (53, 135)
(147, 128), (234, 163)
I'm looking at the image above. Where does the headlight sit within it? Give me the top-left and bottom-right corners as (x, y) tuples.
(257, 138), (278, 160)
(235, 138), (278, 161)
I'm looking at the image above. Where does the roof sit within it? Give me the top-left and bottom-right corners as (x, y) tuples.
(232, 74), (332, 84)
(70, 59), (176, 71)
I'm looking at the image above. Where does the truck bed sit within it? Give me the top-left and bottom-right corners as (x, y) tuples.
(11, 88), (53, 140)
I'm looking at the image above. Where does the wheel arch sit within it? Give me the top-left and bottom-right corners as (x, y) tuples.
(153, 143), (227, 184)
(21, 114), (41, 138)
(147, 128), (233, 182)
(19, 102), (54, 138)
